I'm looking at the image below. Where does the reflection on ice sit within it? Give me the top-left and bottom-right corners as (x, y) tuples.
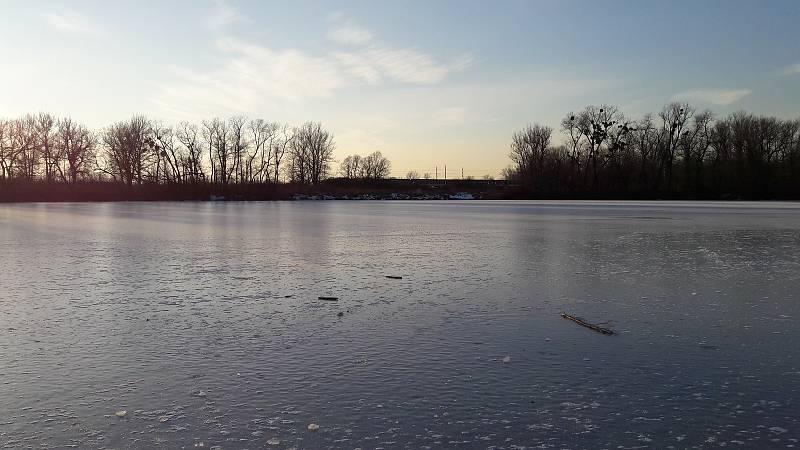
(1, 201), (799, 448)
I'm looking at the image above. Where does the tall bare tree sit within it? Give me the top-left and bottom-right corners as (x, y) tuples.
(358, 151), (391, 179)
(150, 121), (182, 183)
(0, 118), (15, 180)
(35, 113), (59, 182)
(14, 115), (39, 180)
(56, 117), (95, 183)
(659, 102), (694, 191)
(509, 123), (552, 190)
(272, 124), (294, 183)
(248, 119), (278, 183)
(176, 121), (205, 183)
(99, 115), (152, 185)
(290, 122), (334, 185)
(203, 118), (232, 185)
(228, 116), (248, 183)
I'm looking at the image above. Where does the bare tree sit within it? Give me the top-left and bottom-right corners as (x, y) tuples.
(677, 110), (713, 193)
(406, 170), (419, 180)
(150, 121), (182, 183)
(202, 118), (233, 185)
(0, 118), (15, 180)
(176, 121), (205, 183)
(228, 116), (248, 183)
(272, 124), (294, 183)
(339, 154), (362, 178)
(509, 123), (552, 189)
(56, 117), (95, 183)
(561, 112), (584, 189)
(658, 102), (694, 191)
(573, 105), (624, 190)
(99, 115), (152, 185)
(248, 119), (278, 183)
(0, 117), (34, 180)
(14, 115), (39, 180)
(359, 151), (391, 179)
(35, 113), (59, 182)
(290, 122), (335, 185)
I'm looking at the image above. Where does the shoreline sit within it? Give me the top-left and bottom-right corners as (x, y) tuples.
(1, 179), (798, 203)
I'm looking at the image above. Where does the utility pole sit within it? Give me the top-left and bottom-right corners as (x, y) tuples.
(461, 168), (464, 179)
(444, 165), (447, 180)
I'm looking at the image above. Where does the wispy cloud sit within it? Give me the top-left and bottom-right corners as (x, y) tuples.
(328, 23), (373, 45)
(336, 49), (472, 85)
(44, 12), (99, 35)
(672, 88), (751, 106)
(333, 52), (382, 84)
(153, 37), (347, 117)
(781, 63), (800, 76)
(206, 0), (245, 31)
(329, 15), (472, 84)
(153, 16), (473, 118)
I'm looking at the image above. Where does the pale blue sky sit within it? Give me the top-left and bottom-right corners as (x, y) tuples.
(1, 0), (798, 177)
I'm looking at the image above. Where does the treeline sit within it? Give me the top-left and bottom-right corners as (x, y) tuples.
(5, 106), (799, 200)
(0, 114), (342, 187)
(507, 104), (800, 198)
(339, 151), (391, 179)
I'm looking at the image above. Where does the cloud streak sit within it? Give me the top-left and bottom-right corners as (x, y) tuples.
(153, 38), (347, 117)
(206, 0), (245, 31)
(44, 12), (100, 35)
(336, 48), (472, 85)
(153, 14), (473, 118)
(782, 63), (800, 76)
(328, 23), (373, 45)
(672, 88), (751, 106)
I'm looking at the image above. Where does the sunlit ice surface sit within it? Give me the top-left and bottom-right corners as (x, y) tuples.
(1, 201), (799, 448)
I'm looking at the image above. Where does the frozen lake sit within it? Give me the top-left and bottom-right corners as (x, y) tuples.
(1, 201), (799, 449)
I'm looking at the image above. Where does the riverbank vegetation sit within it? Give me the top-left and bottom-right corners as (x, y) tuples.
(2, 104), (799, 201)
(506, 103), (800, 198)
(0, 114), (339, 187)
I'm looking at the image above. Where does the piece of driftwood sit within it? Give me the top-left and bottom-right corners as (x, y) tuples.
(561, 313), (615, 335)
(318, 296), (339, 301)
(385, 275), (403, 280)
